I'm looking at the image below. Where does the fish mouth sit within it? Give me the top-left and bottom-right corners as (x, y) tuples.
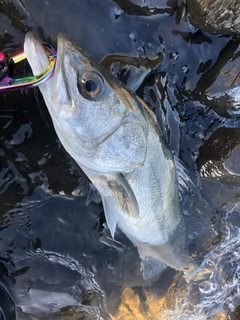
(56, 33), (90, 71)
(55, 33), (84, 106)
(56, 33), (68, 63)
(55, 33), (71, 74)
(56, 33), (101, 80)
(24, 32), (50, 75)
(55, 33), (92, 98)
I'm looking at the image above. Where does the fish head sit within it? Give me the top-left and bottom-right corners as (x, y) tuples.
(24, 33), (148, 172)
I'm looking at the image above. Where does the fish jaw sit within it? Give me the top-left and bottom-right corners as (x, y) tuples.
(24, 32), (50, 75)
(24, 33), (148, 173)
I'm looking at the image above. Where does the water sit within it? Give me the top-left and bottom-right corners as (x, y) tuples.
(1, 0), (240, 319)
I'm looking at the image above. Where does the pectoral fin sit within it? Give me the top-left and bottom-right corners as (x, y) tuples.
(101, 175), (139, 238)
(79, 165), (139, 238)
(107, 175), (139, 219)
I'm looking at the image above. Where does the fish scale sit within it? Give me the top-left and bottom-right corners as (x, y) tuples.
(24, 32), (189, 280)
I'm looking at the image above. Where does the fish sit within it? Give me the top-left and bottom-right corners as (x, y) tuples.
(24, 32), (189, 280)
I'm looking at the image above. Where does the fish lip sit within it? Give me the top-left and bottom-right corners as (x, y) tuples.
(56, 33), (97, 75)
(56, 33), (85, 67)
(55, 33), (83, 107)
(55, 33), (87, 91)
(24, 32), (50, 74)
(56, 33), (69, 71)
(57, 33), (68, 58)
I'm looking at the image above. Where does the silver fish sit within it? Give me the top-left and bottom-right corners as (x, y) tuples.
(24, 32), (188, 279)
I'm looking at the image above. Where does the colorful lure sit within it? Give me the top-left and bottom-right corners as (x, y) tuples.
(0, 43), (56, 90)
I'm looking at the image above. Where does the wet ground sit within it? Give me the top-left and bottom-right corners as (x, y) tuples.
(1, 0), (240, 319)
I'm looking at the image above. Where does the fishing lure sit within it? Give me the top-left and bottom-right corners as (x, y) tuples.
(0, 43), (56, 90)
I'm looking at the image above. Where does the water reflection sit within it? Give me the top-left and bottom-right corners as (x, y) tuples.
(1, 188), (109, 319)
(1, 0), (240, 319)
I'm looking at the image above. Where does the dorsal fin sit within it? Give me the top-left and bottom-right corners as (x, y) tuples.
(174, 155), (196, 202)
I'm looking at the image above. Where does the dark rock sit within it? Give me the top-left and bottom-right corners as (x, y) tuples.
(187, 0), (240, 35)
(197, 127), (240, 178)
(190, 39), (240, 118)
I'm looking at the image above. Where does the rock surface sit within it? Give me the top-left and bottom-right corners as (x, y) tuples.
(187, 0), (240, 35)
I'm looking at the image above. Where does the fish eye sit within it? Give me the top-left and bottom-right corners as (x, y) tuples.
(80, 71), (105, 99)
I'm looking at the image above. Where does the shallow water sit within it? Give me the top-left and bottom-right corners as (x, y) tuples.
(1, 1), (240, 319)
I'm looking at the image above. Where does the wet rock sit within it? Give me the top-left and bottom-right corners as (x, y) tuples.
(187, 0), (240, 35)
(190, 39), (240, 118)
(112, 271), (228, 319)
(197, 127), (240, 178)
(0, 0), (35, 33)
(112, 0), (178, 16)
(101, 53), (163, 91)
(224, 144), (240, 175)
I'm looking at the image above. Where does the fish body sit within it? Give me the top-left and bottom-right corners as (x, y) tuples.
(24, 33), (188, 279)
